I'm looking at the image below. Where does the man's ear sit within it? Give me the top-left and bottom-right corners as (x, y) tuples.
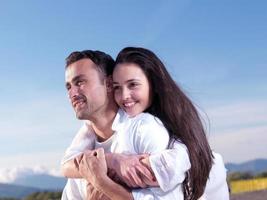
(106, 76), (113, 92)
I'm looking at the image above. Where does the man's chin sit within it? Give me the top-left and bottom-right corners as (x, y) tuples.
(75, 112), (87, 120)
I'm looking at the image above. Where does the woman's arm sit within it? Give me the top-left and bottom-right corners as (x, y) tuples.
(147, 141), (191, 192)
(106, 153), (156, 188)
(106, 141), (191, 192)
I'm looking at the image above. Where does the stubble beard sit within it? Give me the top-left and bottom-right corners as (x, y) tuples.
(75, 103), (97, 121)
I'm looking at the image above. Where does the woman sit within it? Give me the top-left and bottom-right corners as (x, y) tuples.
(112, 47), (213, 199)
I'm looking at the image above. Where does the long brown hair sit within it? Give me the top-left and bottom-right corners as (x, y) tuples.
(115, 47), (213, 200)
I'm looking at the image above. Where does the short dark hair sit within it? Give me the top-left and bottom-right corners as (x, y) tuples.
(66, 50), (115, 77)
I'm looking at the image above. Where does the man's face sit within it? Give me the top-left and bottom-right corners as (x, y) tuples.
(65, 58), (108, 120)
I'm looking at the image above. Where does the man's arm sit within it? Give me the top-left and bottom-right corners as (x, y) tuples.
(61, 122), (95, 178)
(61, 154), (83, 178)
(86, 183), (111, 200)
(79, 148), (133, 200)
(62, 150), (156, 187)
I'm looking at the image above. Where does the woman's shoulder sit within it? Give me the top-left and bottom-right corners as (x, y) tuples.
(131, 112), (164, 127)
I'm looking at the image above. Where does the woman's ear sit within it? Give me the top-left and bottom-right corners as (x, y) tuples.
(106, 76), (113, 92)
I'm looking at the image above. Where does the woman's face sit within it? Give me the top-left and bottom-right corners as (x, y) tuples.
(113, 63), (152, 117)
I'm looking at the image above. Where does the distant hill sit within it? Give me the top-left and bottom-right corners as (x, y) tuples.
(226, 158), (267, 174)
(13, 174), (66, 190)
(0, 183), (41, 199)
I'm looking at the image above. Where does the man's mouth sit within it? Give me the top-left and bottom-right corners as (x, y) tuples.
(72, 97), (86, 109)
(74, 101), (85, 109)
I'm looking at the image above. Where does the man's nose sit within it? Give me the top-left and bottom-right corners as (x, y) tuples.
(68, 86), (79, 99)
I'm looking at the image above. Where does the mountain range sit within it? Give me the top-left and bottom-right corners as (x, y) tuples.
(0, 183), (41, 199)
(13, 173), (66, 190)
(225, 158), (267, 174)
(0, 173), (66, 199)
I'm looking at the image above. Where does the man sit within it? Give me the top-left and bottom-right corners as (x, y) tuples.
(62, 50), (146, 199)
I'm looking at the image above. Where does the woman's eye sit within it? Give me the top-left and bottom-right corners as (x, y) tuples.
(129, 82), (139, 88)
(113, 85), (120, 90)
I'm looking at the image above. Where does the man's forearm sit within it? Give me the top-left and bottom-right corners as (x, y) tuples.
(62, 153), (117, 179)
(94, 175), (133, 200)
(62, 152), (158, 187)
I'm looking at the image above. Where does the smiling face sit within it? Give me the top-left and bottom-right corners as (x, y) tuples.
(65, 58), (108, 120)
(112, 63), (152, 117)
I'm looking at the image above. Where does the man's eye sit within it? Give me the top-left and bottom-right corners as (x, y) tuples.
(66, 84), (71, 90)
(77, 80), (84, 86)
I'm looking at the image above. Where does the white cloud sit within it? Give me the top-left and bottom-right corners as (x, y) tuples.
(0, 151), (63, 174)
(0, 165), (62, 183)
(206, 101), (267, 133)
(0, 92), (83, 177)
(209, 125), (267, 163)
(205, 100), (267, 163)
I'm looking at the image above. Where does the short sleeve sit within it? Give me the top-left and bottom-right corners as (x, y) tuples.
(61, 122), (95, 164)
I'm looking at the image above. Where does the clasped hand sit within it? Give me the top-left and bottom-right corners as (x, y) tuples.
(76, 149), (156, 189)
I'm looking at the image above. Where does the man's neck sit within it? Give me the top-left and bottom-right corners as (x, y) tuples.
(90, 103), (118, 142)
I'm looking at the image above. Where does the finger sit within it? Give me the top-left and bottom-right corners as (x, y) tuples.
(89, 150), (96, 156)
(84, 149), (93, 154)
(121, 169), (138, 188)
(140, 173), (158, 186)
(77, 153), (84, 164)
(125, 176), (138, 188)
(135, 164), (155, 182)
(128, 168), (145, 188)
(137, 153), (150, 160)
(74, 157), (80, 169)
(96, 148), (105, 159)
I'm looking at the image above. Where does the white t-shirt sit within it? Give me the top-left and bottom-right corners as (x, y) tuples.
(62, 109), (190, 200)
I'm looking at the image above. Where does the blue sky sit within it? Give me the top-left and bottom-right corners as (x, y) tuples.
(0, 0), (266, 178)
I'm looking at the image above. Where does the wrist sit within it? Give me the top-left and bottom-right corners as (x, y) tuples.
(94, 174), (110, 190)
(106, 153), (116, 170)
(105, 153), (112, 169)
